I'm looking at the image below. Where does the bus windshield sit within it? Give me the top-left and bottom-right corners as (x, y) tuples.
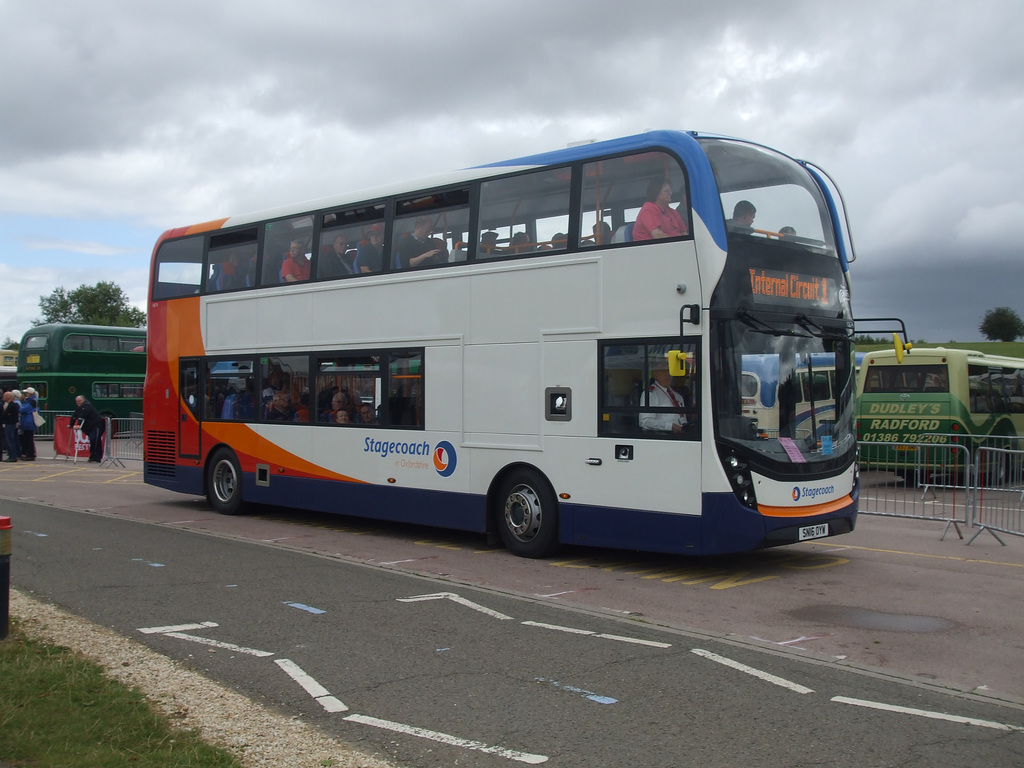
(698, 138), (836, 252)
(714, 320), (857, 467)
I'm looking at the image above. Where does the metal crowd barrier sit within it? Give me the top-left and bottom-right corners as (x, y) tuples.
(36, 410), (144, 464)
(859, 438), (1024, 545)
(970, 447), (1024, 545)
(857, 441), (972, 539)
(107, 415), (144, 463)
(34, 410), (73, 439)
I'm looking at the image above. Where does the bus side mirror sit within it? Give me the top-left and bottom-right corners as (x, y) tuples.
(893, 333), (913, 364)
(668, 351), (690, 377)
(680, 304), (700, 329)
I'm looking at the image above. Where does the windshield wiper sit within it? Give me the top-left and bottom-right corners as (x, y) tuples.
(738, 310), (812, 338)
(796, 313), (851, 341)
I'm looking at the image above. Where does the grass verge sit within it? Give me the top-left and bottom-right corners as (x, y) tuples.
(0, 617), (242, 768)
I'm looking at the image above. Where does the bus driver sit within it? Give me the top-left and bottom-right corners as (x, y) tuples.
(640, 356), (691, 433)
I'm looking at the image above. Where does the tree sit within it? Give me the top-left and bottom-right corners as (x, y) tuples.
(1, 337), (19, 350)
(37, 282), (146, 328)
(979, 307), (1024, 342)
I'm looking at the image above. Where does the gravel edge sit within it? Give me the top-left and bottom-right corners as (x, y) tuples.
(8, 589), (400, 768)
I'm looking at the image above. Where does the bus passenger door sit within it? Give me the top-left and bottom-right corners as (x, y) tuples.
(178, 358), (201, 459)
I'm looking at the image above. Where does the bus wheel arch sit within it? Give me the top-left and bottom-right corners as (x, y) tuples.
(489, 464), (561, 558)
(206, 445), (245, 515)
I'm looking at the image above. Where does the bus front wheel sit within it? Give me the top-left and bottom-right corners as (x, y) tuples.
(495, 468), (560, 558)
(207, 448), (244, 515)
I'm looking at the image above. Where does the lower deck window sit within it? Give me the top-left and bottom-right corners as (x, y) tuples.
(600, 339), (700, 438)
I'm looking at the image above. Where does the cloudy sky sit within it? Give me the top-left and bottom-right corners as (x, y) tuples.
(2, 0), (1022, 347)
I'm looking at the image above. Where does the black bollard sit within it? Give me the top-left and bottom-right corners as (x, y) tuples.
(0, 516), (10, 640)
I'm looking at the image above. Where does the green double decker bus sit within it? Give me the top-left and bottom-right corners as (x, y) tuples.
(17, 323), (146, 418)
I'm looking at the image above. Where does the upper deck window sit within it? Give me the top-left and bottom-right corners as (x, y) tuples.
(579, 151), (690, 247)
(261, 215), (314, 286)
(153, 236), (203, 299)
(477, 169), (572, 258)
(24, 334), (48, 351)
(317, 204), (385, 279)
(698, 138), (836, 252)
(206, 229), (258, 293)
(393, 189), (470, 270)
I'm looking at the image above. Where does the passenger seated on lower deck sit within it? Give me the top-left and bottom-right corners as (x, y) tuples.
(320, 391), (351, 422)
(220, 382), (255, 419)
(265, 390), (297, 421)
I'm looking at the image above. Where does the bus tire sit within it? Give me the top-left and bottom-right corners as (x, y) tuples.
(495, 468), (560, 558)
(207, 448), (244, 515)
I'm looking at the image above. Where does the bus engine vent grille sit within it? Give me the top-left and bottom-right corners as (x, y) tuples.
(145, 430), (177, 476)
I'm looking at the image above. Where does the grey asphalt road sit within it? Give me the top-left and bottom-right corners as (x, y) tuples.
(3, 449), (1024, 704)
(4, 490), (1024, 766)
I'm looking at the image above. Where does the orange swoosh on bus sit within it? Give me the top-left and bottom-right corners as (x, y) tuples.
(202, 422), (367, 484)
(758, 495), (853, 518)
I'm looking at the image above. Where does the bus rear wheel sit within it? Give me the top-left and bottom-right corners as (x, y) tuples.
(495, 468), (560, 558)
(207, 448), (244, 515)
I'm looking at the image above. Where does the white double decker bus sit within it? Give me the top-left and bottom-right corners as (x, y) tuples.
(144, 130), (859, 557)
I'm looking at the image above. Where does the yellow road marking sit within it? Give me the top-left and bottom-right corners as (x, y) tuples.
(807, 540), (1024, 569)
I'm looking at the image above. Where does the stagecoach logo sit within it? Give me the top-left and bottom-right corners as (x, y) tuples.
(433, 441), (457, 477)
(792, 484), (836, 502)
(363, 437), (457, 477)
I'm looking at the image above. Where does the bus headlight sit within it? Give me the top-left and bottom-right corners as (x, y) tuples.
(721, 452), (757, 509)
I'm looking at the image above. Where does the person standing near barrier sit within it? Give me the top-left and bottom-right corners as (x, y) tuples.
(71, 395), (105, 463)
(18, 388), (38, 461)
(2, 390), (20, 461)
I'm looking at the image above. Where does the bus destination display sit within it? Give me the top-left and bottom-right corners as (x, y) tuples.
(748, 268), (837, 310)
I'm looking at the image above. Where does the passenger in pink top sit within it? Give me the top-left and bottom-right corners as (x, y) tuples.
(632, 179), (688, 241)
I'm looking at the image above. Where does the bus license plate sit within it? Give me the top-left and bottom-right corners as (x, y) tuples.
(799, 524), (829, 541)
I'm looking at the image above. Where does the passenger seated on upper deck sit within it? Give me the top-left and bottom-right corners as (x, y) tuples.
(320, 233), (355, 277)
(357, 223), (386, 273)
(479, 231), (500, 256)
(725, 200), (757, 233)
(585, 221), (613, 247)
(280, 239), (311, 282)
(398, 217), (444, 269)
(633, 179), (688, 241)
(509, 232), (532, 254)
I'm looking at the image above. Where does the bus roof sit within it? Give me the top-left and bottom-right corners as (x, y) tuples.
(155, 130), (768, 254)
(862, 347), (1024, 368)
(20, 323), (147, 340)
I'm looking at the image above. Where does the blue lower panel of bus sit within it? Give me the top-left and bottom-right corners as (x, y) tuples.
(145, 465), (857, 556)
(145, 464), (487, 533)
(561, 489), (857, 556)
